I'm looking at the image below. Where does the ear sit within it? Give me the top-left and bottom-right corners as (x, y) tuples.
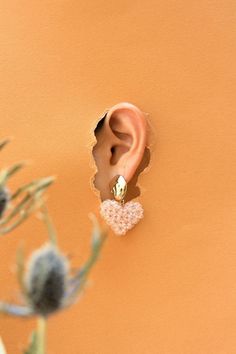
(93, 102), (148, 201)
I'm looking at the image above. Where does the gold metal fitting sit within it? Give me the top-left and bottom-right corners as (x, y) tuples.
(110, 175), (127, 203)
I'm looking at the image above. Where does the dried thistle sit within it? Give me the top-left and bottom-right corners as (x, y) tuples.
(0, 138), (55, 236)
(25, 244), (69, 316)
(0, 208), (106, 353)
(0, 214), (106, 318)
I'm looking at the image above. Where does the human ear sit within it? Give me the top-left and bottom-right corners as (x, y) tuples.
(93, 102), (149, 201)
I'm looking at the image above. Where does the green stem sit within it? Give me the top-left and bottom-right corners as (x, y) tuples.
(37, 317), (47, 354)
(40, 203), (57, 246)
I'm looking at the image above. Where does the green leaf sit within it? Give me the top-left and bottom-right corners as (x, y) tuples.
(39, 203), (57, 245)
(16, 246), (27, 296)
(0, 175), (55, 236)
(66, 215), (107, 303)
(0, 162), (26, 186)
(24, 331), (38, 354)
(76, 214), (106, 281)
(0, 138), (11, 152)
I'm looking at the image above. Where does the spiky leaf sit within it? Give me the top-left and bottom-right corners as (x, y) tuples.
(24, 331), (38, 354)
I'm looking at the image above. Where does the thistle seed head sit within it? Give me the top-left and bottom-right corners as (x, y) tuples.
(25, 244), (69, 317)
(0, 187), (10, 219)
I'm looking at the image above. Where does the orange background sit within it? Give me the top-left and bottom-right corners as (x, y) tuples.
(0, 1), (236, 353)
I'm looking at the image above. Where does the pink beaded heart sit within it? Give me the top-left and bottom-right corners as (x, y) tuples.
(100, 199), (144, 236)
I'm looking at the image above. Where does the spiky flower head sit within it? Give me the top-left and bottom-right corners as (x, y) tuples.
(25, 244), (69, 317)
(0, 212), (106, 323)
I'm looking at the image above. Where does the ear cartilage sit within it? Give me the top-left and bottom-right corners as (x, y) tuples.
(100, 175), (144, 236)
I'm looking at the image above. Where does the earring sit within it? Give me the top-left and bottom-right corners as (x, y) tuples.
(100, 175), (144, 236)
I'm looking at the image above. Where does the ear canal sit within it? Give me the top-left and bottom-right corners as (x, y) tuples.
(110, 145), (129, 165)
(109, 110), (134, 166)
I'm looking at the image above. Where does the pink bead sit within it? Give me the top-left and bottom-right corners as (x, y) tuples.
(100, 200), (144, 236)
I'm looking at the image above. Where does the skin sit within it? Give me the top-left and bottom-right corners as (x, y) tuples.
(93, 102), (148, 201)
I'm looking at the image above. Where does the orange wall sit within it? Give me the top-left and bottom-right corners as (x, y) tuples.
(0, 1), (236, 353)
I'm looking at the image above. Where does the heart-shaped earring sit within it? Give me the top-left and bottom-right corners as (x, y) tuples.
(100, 175), (144, 236)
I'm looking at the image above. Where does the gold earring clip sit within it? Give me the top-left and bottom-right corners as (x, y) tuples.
(109, 175), (127, 203)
